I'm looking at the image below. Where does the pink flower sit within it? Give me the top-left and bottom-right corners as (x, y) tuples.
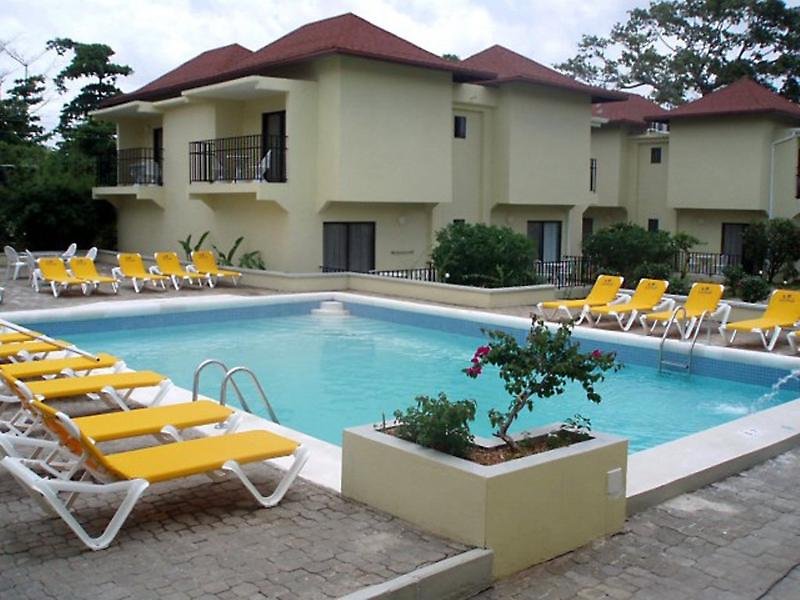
(465, 365), (483, 378)
(591, 349), (603, 359)
(474, 345), (491, 358)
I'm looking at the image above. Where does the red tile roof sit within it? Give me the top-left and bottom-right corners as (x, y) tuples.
(655, 78), (800, 122)
(592, 92), (668, 127)
(461, 45), (624, 103)
(236, 13), (491, 80)
(109, 44), (253, 106)
(103, 13), (491, 107)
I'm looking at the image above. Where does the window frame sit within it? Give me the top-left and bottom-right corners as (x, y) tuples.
(527, 220), (562, 262)
(650, 147), (662, 164)
(454, 115), (467, 139)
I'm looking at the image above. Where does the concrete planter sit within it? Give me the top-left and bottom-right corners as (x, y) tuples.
(342, 424), (628, 578)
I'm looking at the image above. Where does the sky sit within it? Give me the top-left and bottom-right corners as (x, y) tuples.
(1, 0), (798, 132)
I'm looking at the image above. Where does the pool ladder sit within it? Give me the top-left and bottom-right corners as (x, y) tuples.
(658, 307), (710, 374)
(192, 359), (280, 423)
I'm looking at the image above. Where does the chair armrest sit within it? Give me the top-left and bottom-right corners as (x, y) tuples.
(111, 267), (122, 280)
(708, 303), (731, 326)
(652, 298), (675, 313)
(148, 265), (162, 275)
(185, 264), (199, 273)
(608, 293), (631, 306)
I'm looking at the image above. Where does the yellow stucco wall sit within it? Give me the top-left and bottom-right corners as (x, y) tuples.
(590, 127), (625, 207)
(667, 117), (774, 212)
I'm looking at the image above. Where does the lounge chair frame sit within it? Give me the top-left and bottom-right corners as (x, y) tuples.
(113, 253), (169, 293)
(32, 257), (89, 298)
(1, 408), (310, 550)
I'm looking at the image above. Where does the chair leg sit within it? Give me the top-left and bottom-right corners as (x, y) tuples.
(1, 457), (150, 551)
(222, 445), (310, 508)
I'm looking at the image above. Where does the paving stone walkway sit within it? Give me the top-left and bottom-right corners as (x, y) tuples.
(473, 447), (800, 600)
(0, 455), (468, 599)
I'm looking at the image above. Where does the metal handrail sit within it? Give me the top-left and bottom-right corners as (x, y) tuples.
(658, 306), (687, 373)
(220, 366), (279, 423)
(686, 310), (710, 373)
(192, 358), (246, 405)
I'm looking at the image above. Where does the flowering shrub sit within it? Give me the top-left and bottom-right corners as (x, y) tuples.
(465, 318), (621, 451)
(392, 393), (477, 458)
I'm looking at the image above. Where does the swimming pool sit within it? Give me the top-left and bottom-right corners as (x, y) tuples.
(28, 296), (800, 453)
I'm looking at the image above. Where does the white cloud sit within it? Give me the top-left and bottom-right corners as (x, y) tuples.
(0, 0), (653, 133)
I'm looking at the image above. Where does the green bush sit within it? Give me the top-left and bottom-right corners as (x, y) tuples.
(431, 223), (539, 288)
(722, 264), (746, 293)
(742, 219), (800, 281)
(739, 276), (771, 303)
(668, 276), (692, 296)
(632, 261), (673, 282)
(392, 393), (476, 458)
(582, 223), (675, 283)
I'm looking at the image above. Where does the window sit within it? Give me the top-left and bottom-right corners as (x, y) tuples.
(650, 147), (662, 164)
(454, 115), (467, 139)
(721, 223), (748, 258)
(452, 219), (465, 225)
(589, 158), (597, 192)
(527, 221), (562, 262)
(582, 217), (594, 243)
(647, 219), (659, 232)
(323, 222), (375, 272)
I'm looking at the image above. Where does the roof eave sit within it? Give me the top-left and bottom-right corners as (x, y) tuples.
(655, 108), (800, 123)
(474, 75), (624, 102)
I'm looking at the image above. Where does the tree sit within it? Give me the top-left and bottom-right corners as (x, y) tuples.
(46, 38), (132, 155)
(556, 0), (800, 105)
(441, 53), (461, 62)
(0, 75), (48, 145)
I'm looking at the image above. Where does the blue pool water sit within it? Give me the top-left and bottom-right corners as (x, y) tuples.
(53, 308), (798, 452)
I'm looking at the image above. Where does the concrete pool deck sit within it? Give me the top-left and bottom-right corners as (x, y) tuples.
(0, 282), (800, 599)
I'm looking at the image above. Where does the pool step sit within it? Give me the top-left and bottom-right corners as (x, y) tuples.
(661, 359), (689, 371)
(311, 301), (349, 316)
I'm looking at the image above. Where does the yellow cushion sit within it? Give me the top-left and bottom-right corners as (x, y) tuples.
(540, 299), (593, 310)
(75, 400), (233, 442)
(725, 318), (791, 332)
(0, 340), (69, 359)
(0, 331), (40, 344)
(0, 353), (119, 380)
(25, 370), (165, 400)
(104, 430), (299, 483)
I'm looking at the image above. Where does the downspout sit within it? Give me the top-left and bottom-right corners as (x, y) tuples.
(768, 128), (800, 218)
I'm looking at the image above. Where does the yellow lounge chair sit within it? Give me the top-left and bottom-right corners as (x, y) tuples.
(113, 253), (170, 293)
(0, 331), (41, 344)
(69, 257), (119, 294)
(639, 282), (730, 338)
(0, 404), (309, 550)
(191, 250), (241, 286)
(154, 252), (212, 290)
(0, 353), (121, 380)
(0, 398), (239, 472)
(585, 278), (672, 331)
(9, 370), (172, 411)
(720, 289), (800, 351)
(0, 340), (73, 362)
(536, 275), (624, 323)
(32, 257), (89, 298)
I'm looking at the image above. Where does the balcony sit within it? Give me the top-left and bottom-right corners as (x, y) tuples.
(97, 147), (163, 186)
(189, 134), (287, 184)
(93, 147), (164, 207)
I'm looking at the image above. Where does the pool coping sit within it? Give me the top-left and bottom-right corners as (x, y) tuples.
(3, 291), (800, 508)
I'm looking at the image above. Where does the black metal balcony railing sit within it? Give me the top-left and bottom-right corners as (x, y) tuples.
(96, 148), (163, 186)
(189, 134), (287, 183)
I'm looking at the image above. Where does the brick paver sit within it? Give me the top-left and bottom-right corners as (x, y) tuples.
(473, 448), (800, 600)
(0, 451), (468, 599)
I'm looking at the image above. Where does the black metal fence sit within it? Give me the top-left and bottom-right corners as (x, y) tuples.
(96, 147), (162, 186)
(675, 251), (741, 277)
(189, 134), (287, 183)
(533, 256), (597, 288)
(321, 263), (438, 281)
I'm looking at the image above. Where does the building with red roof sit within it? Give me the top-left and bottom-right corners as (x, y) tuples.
(91, 15), (799, 273)
(94, 13), (625, 268)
